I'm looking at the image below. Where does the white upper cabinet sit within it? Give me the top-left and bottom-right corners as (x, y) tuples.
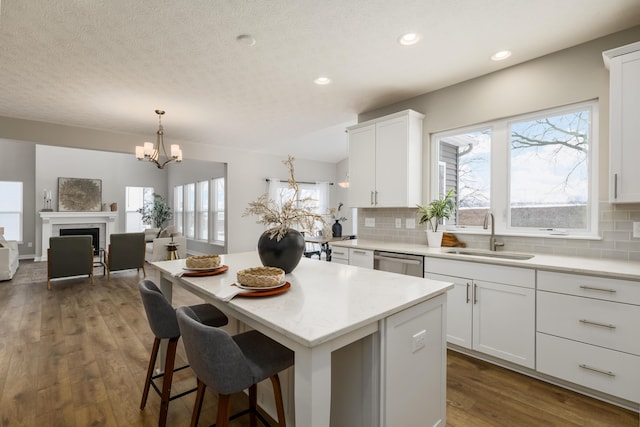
(347, 110), (424, 207)
(604, 42), (640, 203)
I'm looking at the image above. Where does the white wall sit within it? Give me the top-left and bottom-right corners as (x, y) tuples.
(0, 117), (338, 256)
(34, 145), (167, 257)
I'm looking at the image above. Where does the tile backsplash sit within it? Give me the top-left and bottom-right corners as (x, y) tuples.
(357, 202), (640, 261)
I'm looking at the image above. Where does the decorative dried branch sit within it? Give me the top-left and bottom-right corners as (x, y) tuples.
(243, 155), (328, 240)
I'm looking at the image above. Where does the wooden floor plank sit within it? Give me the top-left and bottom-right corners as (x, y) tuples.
(1, 260), (637, 427)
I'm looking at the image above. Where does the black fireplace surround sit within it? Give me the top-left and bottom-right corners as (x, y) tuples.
(60, 227), (100, 255)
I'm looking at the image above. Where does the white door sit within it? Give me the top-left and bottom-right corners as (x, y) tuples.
(348, 124), (376, 207)
(426, 272), (472, 349)
(472, 280), (535, 368)
(610, 50), (640, 202)
(375, 115), (408, 207)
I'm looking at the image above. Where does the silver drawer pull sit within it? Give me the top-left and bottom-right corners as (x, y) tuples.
(579, 364), (616, 377)
(353, 250), (369, 255)
(579, 285), (617, 293)
(579, 319), (616, 329)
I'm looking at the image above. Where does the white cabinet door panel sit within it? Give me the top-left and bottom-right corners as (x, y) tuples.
(348, 124), (376, 207)
(426, 272), (472, 349)
(473, 280), (535, 368)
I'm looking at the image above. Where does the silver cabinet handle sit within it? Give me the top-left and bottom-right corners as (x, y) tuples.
(473, 283), (478, 304)
(374, 191), (378, 205)
(579, 364), (615, 377)
(353, 250), (368, 255)
(579, 319), (616, 329)
(466, 283), (470, 304)
(614, 173), (618, 199)
(333, 251), (346, 256)
(579, 285), (617, 294)
(370, 191), (374, 206)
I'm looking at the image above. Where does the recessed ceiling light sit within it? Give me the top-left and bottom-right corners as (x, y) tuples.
(491, 50), (512, 61)
(236, 34), (256, 46)
(313, 76), (332, 85)
(398, 32), (422, 46)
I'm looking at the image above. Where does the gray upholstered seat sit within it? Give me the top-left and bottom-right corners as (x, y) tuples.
(107, 232), (146, 281)
(47, 235), (94, 290)
(177, 305), (294, 427)
(138, 280), (228, 427)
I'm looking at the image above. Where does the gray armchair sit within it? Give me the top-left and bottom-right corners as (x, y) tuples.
(107, 232), (146, 281)
(47, 235), (94, 290)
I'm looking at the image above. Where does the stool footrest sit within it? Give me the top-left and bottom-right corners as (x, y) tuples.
(150, 364), (197, 402)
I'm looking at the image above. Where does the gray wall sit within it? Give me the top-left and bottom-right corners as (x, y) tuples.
(355, 26), (640, 261)
(0, 117), (338, 256)
(0, 139), (36, 255)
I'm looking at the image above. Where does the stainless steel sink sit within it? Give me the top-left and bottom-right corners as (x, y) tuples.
(445, 249), (535, 260)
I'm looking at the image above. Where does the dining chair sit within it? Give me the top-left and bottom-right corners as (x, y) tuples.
(107, 232), (146, 281)
(138, 280), (229, 427)
(176, 305), (294, 427)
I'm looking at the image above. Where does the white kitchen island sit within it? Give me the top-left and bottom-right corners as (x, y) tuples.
(153, 251), (453, 427)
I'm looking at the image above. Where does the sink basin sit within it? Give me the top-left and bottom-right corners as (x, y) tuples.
(445, 249), (535, 260)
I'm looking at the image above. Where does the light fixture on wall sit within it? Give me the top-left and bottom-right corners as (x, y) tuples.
(338, 172), (350, 188)
(135, 109), (182, 169)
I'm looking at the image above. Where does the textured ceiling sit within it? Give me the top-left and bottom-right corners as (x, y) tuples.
(1, 1), (639, 163)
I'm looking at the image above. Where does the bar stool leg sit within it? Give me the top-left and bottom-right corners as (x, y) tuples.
(140, 337), (161, 409)
(159, 337), (179, 427)
(190, 379), (207, 427)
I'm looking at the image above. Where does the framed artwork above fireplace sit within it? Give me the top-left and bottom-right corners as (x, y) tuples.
(58, 177), (102, 212)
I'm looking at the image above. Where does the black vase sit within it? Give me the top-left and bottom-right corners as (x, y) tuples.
(257, 228), (305, 273)
(332, 220), (342, 238)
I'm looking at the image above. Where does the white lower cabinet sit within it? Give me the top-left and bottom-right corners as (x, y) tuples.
(425, 258), (535, 369)
(349, 248), (374, 269)
(330, 245), (349, 265)
(536, 270), (640, 404)
(381, 294), (446, 427)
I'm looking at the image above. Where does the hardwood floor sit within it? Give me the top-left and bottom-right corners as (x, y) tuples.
(1, 260), (637, 426)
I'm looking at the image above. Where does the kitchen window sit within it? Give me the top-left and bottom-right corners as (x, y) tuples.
(432, 101), (598, 237)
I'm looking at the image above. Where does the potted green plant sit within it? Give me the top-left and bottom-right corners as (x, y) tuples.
(417, 188), (456, 247)
(243, 155), (328, 273)
(137, 193), (173, 232)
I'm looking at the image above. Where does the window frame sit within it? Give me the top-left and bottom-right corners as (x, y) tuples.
(0, 181), (23, 241)
(430, 100), (599, 239)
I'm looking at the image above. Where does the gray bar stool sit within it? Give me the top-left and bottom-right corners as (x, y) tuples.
(176, 306), (294, 427)
(138, 279), (229, 427)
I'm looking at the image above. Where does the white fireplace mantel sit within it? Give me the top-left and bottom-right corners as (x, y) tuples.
(39, 211), (118, 261)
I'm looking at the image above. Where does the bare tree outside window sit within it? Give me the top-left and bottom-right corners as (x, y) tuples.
(509, 109), (590, 229)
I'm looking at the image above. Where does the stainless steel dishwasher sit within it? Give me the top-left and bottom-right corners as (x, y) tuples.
(373, 251), (424, 277)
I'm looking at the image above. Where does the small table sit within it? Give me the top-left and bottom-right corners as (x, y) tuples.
(165, 242), (179, 260)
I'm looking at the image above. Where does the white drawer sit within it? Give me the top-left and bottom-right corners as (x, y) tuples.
(538, 270), (640, 305)
(425, 257), (535, 288)
(537, 291), (640, 356)
(537, 332), (640, 403)
(330, 246), (349, 261)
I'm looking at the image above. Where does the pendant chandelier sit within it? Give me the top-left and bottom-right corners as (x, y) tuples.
(135, 109), (182, 169)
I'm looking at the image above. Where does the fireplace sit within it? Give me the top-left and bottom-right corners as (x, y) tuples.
(60, 227), (100, 255)
(39, 211), (118, 262)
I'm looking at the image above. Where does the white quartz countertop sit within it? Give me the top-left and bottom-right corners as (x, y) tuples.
(330, 239), (640, 281)
(153, 251), (453, 347)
